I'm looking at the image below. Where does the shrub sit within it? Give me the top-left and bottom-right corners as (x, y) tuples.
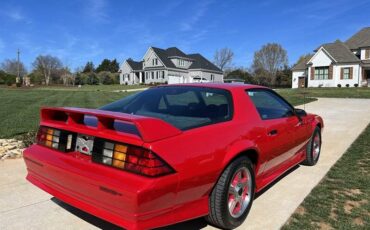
(74, 73), (88, 85)
(87, 73), (99, 85)
(337, 84), (341, 88)
(354, 83), (358, 87)
(346, 84), (350, 88)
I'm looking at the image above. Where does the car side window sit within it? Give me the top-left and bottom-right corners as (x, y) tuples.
(247, 89), (294, 120)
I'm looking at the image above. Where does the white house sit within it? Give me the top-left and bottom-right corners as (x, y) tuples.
(119, 47), (223, 85)
(292, 27), (370, 88)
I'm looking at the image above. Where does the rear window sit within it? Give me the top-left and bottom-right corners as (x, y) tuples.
(100, 86), (233, 130)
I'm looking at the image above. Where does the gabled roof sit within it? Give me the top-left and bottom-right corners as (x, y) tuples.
(166, 47), (188, 58)
(292, 55), (313, 71)
(345, 27), (370, 49)
(148, 47), (222, 72)
(188, 53), (222, 72)
(319, 41), (360, 63)
(126, 59), (143, 70)
(151, 47), (177, 68)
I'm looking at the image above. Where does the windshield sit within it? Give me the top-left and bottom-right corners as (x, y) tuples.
(100, 86), (233, 130)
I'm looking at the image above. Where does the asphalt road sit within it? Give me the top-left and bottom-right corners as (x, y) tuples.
(1, 98), (370, 230)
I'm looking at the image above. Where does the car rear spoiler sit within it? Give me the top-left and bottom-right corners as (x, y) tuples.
(40, 107), (182, 143)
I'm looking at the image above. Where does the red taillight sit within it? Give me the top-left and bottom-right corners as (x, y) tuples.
(92, 138), (174, 177)
(36, 126), (74, 152)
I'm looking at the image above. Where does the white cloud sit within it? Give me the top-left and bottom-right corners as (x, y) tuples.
(8, 10), (24, 21)
(180, 0), (212, 31)
(84, 0), (109, 24)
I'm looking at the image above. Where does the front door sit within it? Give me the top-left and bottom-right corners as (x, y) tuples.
(298, 77), (306, 88)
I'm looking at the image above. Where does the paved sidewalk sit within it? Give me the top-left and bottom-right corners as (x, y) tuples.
(1, 98), (370, 230)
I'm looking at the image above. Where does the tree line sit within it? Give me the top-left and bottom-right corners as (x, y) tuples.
(214, 43), (308, 87)
(1, 43), (304, 87)
(0, 56), (120, 86)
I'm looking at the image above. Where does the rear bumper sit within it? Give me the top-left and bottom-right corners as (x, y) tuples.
(23, 144), (184, 230)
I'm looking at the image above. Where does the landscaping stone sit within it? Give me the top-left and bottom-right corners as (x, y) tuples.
(0, 139), (25, 160)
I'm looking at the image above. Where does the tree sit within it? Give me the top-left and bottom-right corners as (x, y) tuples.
(82, 61), (95, 73)
(96, 59), (111, 73)
(226, 68), (256, 84)
(110, 59), (119, 73)
(275, 65), (292, 88)
(294, 53), (313, 67)
(252, 43), (288, 86)
(1, 59), (27, 78)
(0, 70), (17, 86)
(59, 67), (73, 85)
(214, 48), (234, 70)
(32, 55), (63, 85)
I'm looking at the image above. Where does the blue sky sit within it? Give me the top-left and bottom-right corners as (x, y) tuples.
(1, 0), (370, 71)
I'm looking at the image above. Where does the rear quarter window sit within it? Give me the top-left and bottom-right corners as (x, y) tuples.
(100, 86), (233, 130)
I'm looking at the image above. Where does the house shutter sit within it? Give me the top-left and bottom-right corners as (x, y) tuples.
(310, 67), (315, 80)
(340, 68), (344, 80)
(349, 67), (353, 79)
(328, 65), (333, 79)
(366, 49), (370, 59)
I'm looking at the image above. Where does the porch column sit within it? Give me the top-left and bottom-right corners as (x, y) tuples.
(139, 72), (142, 84)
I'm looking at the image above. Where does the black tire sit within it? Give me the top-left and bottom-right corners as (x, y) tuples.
(205, 156), (255, 229)
(301, 127), (321, 166)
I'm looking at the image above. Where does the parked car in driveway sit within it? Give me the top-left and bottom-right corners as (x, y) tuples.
(23, 83), (323, 230)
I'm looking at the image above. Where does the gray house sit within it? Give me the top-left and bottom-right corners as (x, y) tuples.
(292, 27), (370, 88)
(120, 47), (223, 85)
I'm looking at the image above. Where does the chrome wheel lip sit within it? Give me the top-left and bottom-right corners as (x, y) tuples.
(228, 167), (252, 218)
(312, 133), (321, 161)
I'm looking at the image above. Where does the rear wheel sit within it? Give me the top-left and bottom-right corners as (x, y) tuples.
(302, 127), (321, 166)
(206, 157), (255, 229)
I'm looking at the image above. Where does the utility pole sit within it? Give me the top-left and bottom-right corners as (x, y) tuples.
(16, 49), (21, 85)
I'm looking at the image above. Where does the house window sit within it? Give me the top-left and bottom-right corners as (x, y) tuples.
(156, 71), (159, 79)
(151, 72), (154, 79)
(211, 74), (214, 81)
(152, 58), (158, 66)
(366, 49), (370, 59)
(343, 68), (350, 79)
(314, 67), (329, 80)
(127, 74), (130, 81)
(178, 59), (185, 66)
(162, 71), (165, 79)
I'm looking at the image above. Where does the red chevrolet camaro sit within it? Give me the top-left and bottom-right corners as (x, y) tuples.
(23, 83), (323, 230)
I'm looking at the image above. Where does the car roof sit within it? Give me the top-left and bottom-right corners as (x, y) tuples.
(155, 83), (268, 91)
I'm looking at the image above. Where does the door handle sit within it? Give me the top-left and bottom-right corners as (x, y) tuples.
(268, 129), (278, 136)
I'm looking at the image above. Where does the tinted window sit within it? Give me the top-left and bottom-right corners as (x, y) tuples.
(100, 86), (233, 130)
(247, 89), (293, 120)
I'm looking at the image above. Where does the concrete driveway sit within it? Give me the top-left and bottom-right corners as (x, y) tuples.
(1, 98), (370, 230)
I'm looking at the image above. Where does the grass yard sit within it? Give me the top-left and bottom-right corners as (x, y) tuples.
(33, 84), (147, 92)
(283, 124), (370, 230)
(277, 87), (370, 99)
(0, 88), (132, 138)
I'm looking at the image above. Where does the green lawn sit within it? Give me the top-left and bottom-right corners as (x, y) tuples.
(0, 88), (132, 138)
(283, 124), (370, 230)
(277, 87), (370, 99)
(33, 84), (147, 92)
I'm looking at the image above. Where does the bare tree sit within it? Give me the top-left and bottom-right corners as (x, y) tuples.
(1, 59), (27, 77)
(214, 48), (234, 71)
(252, 43), (288, 85)
(32, 55), (63, 85)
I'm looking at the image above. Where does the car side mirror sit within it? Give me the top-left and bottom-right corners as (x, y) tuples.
(294, 108), (307, 117)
